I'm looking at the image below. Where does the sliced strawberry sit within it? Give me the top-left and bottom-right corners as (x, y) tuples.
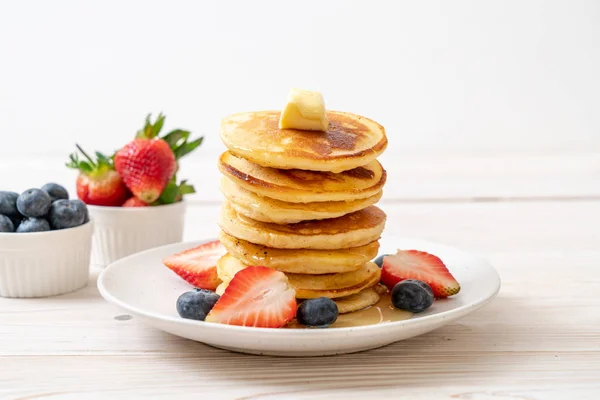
(206, 266), (297, 328)
(163, 240), (226, 290)
(381, 250), (460, 298)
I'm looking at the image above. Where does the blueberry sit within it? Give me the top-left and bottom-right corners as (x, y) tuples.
(8, 213), (22, 228)
(49, 199), (86, 230)
(0, 191), (19, 216)
(41, 183), (69, 202)
(391, 280), (434, 313)
(0, 215), (15, 232)
(296, 297), (339, 327)
(16, 217), (50, 233)
(373, 254), (389, 268)
(16, 189), (52, 218)
(176, 289), (220, 321)
(71, 199), (89, 224)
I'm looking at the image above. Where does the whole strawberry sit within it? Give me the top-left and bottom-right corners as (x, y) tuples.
(114, 114), (202, 204)
(67, 145), (131, 206)
(122, 197), (149, 207)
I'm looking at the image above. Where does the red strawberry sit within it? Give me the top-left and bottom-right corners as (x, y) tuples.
(115, 139), (176, 204)
(163, 240), (226, 290)
(114, 114), (203, 204)
(206, 266), (296, 328)
(67, 145), (131, 206)
(122, 197), (149, 207)
(381, 250), (461, 298)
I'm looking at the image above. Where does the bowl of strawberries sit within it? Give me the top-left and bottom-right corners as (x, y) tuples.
(68, 114), (202, 267)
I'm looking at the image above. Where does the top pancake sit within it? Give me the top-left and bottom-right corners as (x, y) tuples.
(220, 111), (388, 173)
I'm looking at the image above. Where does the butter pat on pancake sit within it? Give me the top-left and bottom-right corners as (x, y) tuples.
(218, 151), (386, 203)
(219, 231), (378, 274)
(279, 88), (329, 131)
(221, 177), (383, 224)
(220, 111), (387, 173)
(219, 202), (386, 250)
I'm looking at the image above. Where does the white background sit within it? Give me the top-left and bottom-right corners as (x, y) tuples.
(1, 0), (599, 191)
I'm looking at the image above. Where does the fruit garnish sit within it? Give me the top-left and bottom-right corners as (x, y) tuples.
(373, 253), (388, 268)
(381, 250), (461, 298)
(48, 199), (87, 229)
(163, 240), (226, 291)
(296, 297), (339, 328)
(16, 217), (50, 233)
(16, 189), (51, 218)
(176, 289), (220, 321)
(0, 191), (19, 217)
(0, 215), (14, 233)
(391, 279), (434, 313)
(67, 145), (131, 206)
(115, 113), (202, 204)
(41, 183), (69, 203)
(206, 266), (297, 328)
(122, 197), (149, 207)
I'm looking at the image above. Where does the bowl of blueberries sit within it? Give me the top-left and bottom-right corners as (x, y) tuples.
(0, 183), (93, 298)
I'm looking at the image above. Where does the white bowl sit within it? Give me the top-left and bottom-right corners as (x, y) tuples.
(88, 201), (186, 267)
(0, 221), (93, 298)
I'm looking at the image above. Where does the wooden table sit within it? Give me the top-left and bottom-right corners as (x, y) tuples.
(2, 153), (599, 399)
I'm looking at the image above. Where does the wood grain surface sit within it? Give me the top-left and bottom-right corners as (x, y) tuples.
(1, 156), (599, 399)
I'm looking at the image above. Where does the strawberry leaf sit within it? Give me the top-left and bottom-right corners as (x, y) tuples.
(163, 129), (190, 148)
(137, 113), (203, 158)
(158, 177), (196, 204)
(178, 180), (196, 196)
(152, 113), (165, 136)
(66, 144), (115, 175)
(174, 137), (203, 160)
(136, 113), (165, 139)
(158, 178), (180, 204)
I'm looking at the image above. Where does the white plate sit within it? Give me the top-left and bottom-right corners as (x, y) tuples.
(98, 236), (500, 356)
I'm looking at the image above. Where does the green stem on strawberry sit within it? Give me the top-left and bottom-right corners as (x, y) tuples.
(135, 113), (203, 161)
(75, 144), (97, 168)
(155, 176), (196, 205)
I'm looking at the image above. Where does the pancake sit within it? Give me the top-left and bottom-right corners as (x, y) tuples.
(219, 231), (378, 274)
(219, 202), (386, 250)
(218, 151), (386, 203)
(217, 253), (376, 291)
(215, 281), (227, 296)
(221, 177), (383, 224)
(295, 265), (380, 299)
(220, 111), (388, 173)
(334, 287), (381, 314)
(216, 256), (381, 299)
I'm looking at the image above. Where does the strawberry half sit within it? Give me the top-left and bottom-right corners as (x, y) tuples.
(67, 145), (131, 207)
(206, 266), (297, 328)
(381, 250), (460, 298)
(163, 240), (226, 291)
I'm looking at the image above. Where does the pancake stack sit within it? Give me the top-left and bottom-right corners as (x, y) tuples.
(216, 110), (388, 314)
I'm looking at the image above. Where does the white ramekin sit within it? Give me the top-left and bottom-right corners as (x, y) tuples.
(88, 201), (186, 267)
(0, 221), (93, 298)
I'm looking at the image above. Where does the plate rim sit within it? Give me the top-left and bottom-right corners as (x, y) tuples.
(97, 236), (501, 335)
